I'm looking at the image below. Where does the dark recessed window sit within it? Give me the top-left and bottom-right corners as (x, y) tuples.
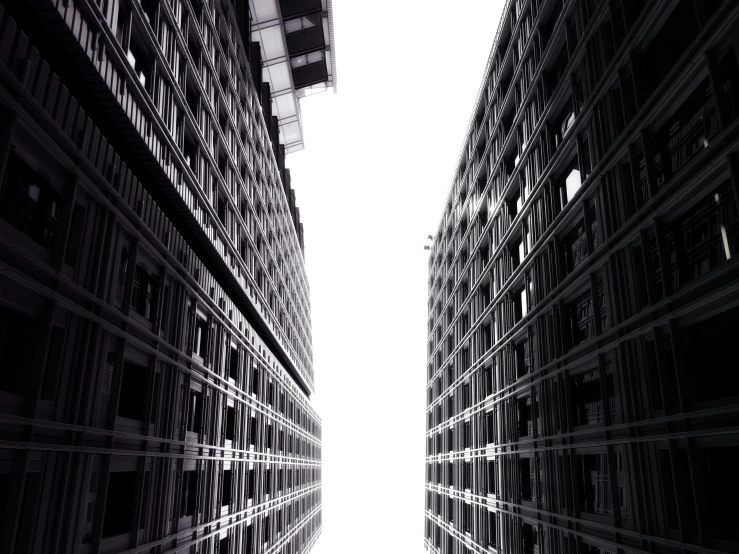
(102, 471), (137, 537)
(131, 265), (158, 322)
(225, 406), (235, 441)
(0, 306), (35, 395)
(0, 152), (60, 250)
(118, 361), (147, 420)
(229, 347), (239, 380)
(193, 314), (209, 361)
(181, 470), (197, 516)
(221, 470), (232, 506)
(187, 390), (203, 433)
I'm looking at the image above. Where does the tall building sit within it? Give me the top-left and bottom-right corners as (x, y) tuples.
(0, 0), (334, 552)
(425, 1), (739, 554)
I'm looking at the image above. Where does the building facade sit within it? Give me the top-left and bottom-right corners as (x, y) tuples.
(425, 1), (739, 554)
(0, 0), (333, 553)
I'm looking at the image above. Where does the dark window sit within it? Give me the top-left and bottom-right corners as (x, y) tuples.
(65, 203), (86, 267)
(246, 467), (256, 502)
(159, 284), (171, 333)
(102, 471), (137, 537)
(0, 306), (36, 395)
(13, 471), (41, 552)
(245, 524), (253, 553)
(0, 152), (60, 250)
(463, 461), (471, 490)
(118, 361), (147, 420)
(193, 314), (209, 361)
(683, 306), (739, 404)
(487, 510), (497, 546)
(249, 416), (257, 446)
(181, 470), (197, 516)
(131, 265), (158, 322)
(520, 456), (533, 500)
(571, 369), (605, 426)
(569, 292), (595, 347)
(578, 453), (611, 515)
(486, 411), (495, 444)
(518, 396), (532, 437)
(640, 1), (699, 97)
(183, 135), (198, 174)
(218, 152), (227, 180)
(225, 406), (235, 441)
(185, 83), (199, 117)
(128, 31), (156, 96)
(187, 390), (203, 433)
(700, 445), (739, 541)
(229, 346), (239, 380)
(482, 364), (493, 397)
(515, 340), (528, 378)
(564, 220), (587, 275)
(522, 522), (536, 554)
(221, 470), (232, 506)
(116, 248), (129, 300)
(115, 1), (132, 48)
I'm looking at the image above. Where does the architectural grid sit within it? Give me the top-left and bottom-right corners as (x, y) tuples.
(0, 0), (334, 553)
(425, 1), (739, 554)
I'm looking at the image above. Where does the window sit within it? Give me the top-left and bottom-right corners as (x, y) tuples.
(487, 510), (497, 546)
(700, 445), (739, 541)
(571, 368), (615, 425)
(128, 29), (156, 96)
(181, 470), (198, 516)
(514, 286), (526, 323)
(115, 2), (132, 49)
(0, 306), (35, 395)
(564, 219), (588, 275)
(102, 472), (137, 537)
(578, 453), (612, 515)
(184, 134), (198, 174)
(520, 456), (533, 501)
(569, 291), (595, 347)
(221, 470), (232, 506)
(193, 313), (209, 361)
(116, 248), (129, 300)
(247, 468), (256, 501)
(518, 396), (532, 437)
(228, 346), (239, 380)
(131, 265), (159, 321)
(118, 361), (147, 420)
(463, 461), (472, 490)
(682, 306), (739, 405)
(225, 406), (235, 441)
(640, 0), (699, 97)
(522, 522), (537, 554)
(187, 390), (203, 433)
(0, 152), (60, 250)
(65, 203), (86, 267)
(249, 416), (257, 446)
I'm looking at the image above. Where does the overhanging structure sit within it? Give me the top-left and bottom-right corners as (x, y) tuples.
(251, 0), (337, 153)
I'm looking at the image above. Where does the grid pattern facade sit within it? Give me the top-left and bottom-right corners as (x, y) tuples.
(425, 1), (739, 554)
(0, 0), (321, 553)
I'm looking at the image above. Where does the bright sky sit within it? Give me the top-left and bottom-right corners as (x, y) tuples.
(286, 2), (505, 552)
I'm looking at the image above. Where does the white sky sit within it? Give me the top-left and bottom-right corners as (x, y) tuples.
(285, 2), (505, 552)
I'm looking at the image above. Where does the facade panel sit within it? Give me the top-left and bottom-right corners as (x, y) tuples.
(425, 1), (739, 554)
(0, 0), (326, 552)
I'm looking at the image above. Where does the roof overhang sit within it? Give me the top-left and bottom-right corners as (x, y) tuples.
(250, 0), (337, 154)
